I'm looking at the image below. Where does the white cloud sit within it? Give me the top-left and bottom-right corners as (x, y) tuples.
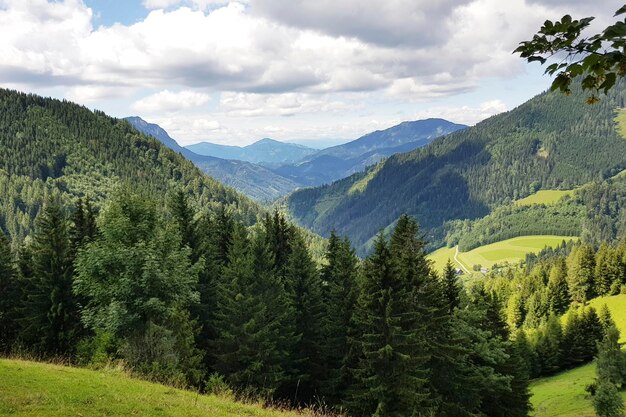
(413, 100), (508, 126)
(131, 89), (211, 113)
(142, 0), (182, 9)
(219, 92), (361, 117)
(0, 0), (618, 146)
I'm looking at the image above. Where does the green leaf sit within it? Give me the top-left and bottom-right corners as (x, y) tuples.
(614, 5), (626, 16)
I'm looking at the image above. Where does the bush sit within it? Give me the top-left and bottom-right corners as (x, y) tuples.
(76, 331), (117, 368)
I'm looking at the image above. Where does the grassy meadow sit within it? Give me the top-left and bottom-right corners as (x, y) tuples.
(428, 235), (577, 273)
(514, 190), (575, 207)
(530, 293), (626, 416)
(0, 359), (306, 417)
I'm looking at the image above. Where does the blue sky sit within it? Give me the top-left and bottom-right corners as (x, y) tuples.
(0, 0), (617, 146)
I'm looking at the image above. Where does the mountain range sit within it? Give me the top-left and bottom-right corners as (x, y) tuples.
(285, 80), (626, 255)
(125, 117), (301, 202)
(271, 119), (467, 187)
(186, 138), (317, 165)
(128, 117), (465, 201)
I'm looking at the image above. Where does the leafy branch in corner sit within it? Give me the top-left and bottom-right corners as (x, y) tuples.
(515, 5), (626, 103)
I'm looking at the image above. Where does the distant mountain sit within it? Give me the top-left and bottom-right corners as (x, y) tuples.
(125, 117), (301, 202)
(286, 81), (626, 255)
(186, 137), (317, 165)
(272, 119), (467, 187)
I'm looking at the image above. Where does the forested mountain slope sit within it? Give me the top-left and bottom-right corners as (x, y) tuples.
(273, 118), (466, 186)
(0, 89), (260, 241)
(286, 80), (626, 255)
(125, 117), (301, 202)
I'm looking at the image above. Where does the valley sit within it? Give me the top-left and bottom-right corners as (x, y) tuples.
(2, 3), (626, 416)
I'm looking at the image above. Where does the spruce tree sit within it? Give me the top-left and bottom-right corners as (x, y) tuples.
(20, 200), (80, 356)
(547, 258), (569, 314)
(567, 245), (596, 304)
(442, 259), (461, 314)
(348, 223), (431, 417)
(596, 325), (625, 389)
(0, 231), (19, 352)
(284, 232), (325, 403)
(320, 230), (360, 405)
(594, 324), (626, 417)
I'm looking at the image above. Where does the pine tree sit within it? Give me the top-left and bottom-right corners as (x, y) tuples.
(347, 221), (431, 417)
(0, 231), (19, 352)
(213, 224), (298, 398)
(547, 258), (569, 314)
(596, 325), (625, 389)
(320, 230), (360, 405)
(284, 233), (325, 403)
(594, 323), (626, 417)
(442, 259), (461, 314)
(567, 245), (596, 304)
(20, 200), (80, 356)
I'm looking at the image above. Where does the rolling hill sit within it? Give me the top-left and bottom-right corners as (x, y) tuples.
(272, 118), (466, 187)
(530, 294), (626, 417)
(286, 80), (626, 255)
(125, 117), (302, 202)
(0, 89), (261, 241)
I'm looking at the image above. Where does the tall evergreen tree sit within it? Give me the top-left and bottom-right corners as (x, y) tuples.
(20, 200), (80, 356)
(547, 258), (570, 314)
(594, 325), (626, 417)
(284, 233), (325, 403)
(347, 221), (431, 417)
(567, 245), (596, 304)
(320, 230), (360, 405)
(442, 259), (461, 314)
(0, 231), (19, 352)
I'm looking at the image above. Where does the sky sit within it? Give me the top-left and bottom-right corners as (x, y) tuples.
(0, 0), (619, 146)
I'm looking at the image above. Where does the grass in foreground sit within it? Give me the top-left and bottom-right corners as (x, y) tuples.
(0, 359), (306, 417)
(514, 190), (574, 207)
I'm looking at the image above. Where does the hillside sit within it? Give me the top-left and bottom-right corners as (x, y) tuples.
(273, 118), (466, 187)
(0, 359), (304, 417)
(530, 294), (626, 416)
(286, 80), (626, 255)
(428, 235), (578, 273)
(125, 117), (301, 202)
(186, 137), (317, 165)
(0, 89), (261, 241)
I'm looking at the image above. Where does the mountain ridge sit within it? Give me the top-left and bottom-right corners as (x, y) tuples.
(285, 80), (626, 255)
(125, 117), (302, 202)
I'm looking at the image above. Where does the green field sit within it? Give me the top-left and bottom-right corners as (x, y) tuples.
(0, 359), (302, 417)
(427, 246), (464, 273)
(530, 293), (626, 416)
(514, 190), (575, 207)
(458, 235), (576, 270)
(429, 236), (577, 272)
(589, 294), (626, 344)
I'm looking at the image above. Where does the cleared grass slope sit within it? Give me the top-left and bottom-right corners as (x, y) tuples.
(0, 359), (304, 417)
(428, 235), (576, 272)
(514, 190), (574, 207)
(530, 294), (626, 416)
